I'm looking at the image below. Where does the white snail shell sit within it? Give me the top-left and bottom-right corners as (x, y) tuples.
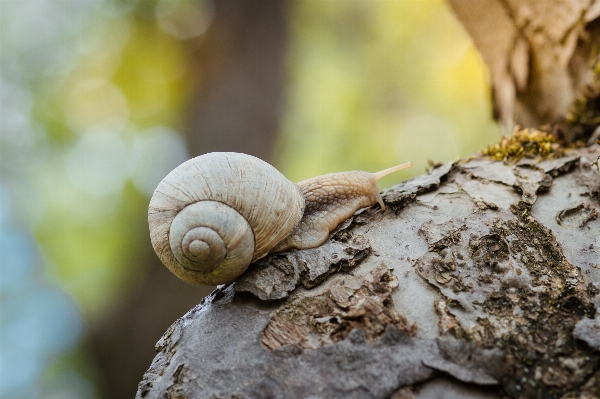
(149, 152), (412, 286)
(149, 152), (304, 286)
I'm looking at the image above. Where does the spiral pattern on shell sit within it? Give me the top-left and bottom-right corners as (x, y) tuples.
(148, 152), (305, 285)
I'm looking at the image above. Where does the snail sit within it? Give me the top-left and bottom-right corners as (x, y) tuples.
(148, 152), (412, 285)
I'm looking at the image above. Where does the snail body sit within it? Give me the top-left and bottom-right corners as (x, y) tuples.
(149, 152), (411, 285)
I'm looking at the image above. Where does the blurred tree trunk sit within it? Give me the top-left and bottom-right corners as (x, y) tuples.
(185, 0), (288, 159)
(88, 2), (289, 399)
(135, 1), (600, 399)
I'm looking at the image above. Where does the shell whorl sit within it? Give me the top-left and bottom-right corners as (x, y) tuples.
(169, 201), (254, 278)
(148, 152), (305, 286)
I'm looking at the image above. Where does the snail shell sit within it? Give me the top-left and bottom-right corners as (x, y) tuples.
(148, 152), (304, 286)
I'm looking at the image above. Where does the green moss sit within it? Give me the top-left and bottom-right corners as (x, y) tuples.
(481, 128), (564, 163)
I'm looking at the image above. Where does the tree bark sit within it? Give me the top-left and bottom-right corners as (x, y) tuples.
(135, 1), (600, 398)
(135, 142), (599, 399)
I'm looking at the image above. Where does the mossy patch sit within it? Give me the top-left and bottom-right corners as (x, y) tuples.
(481, 128), (564, 163)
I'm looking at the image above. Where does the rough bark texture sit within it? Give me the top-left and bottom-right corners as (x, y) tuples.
(448, 0), (600, 139)
(136, 143), (600, 399)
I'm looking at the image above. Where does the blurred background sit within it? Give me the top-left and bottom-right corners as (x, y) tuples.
(0, 0), (500, 398)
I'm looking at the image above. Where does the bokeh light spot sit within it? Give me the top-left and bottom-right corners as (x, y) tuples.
(65, 130), (129, 197)
(130, 126), (189, 196)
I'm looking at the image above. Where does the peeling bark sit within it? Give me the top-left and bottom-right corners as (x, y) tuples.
(261, 266), (416, 350)
(136, 144), (600, 399)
